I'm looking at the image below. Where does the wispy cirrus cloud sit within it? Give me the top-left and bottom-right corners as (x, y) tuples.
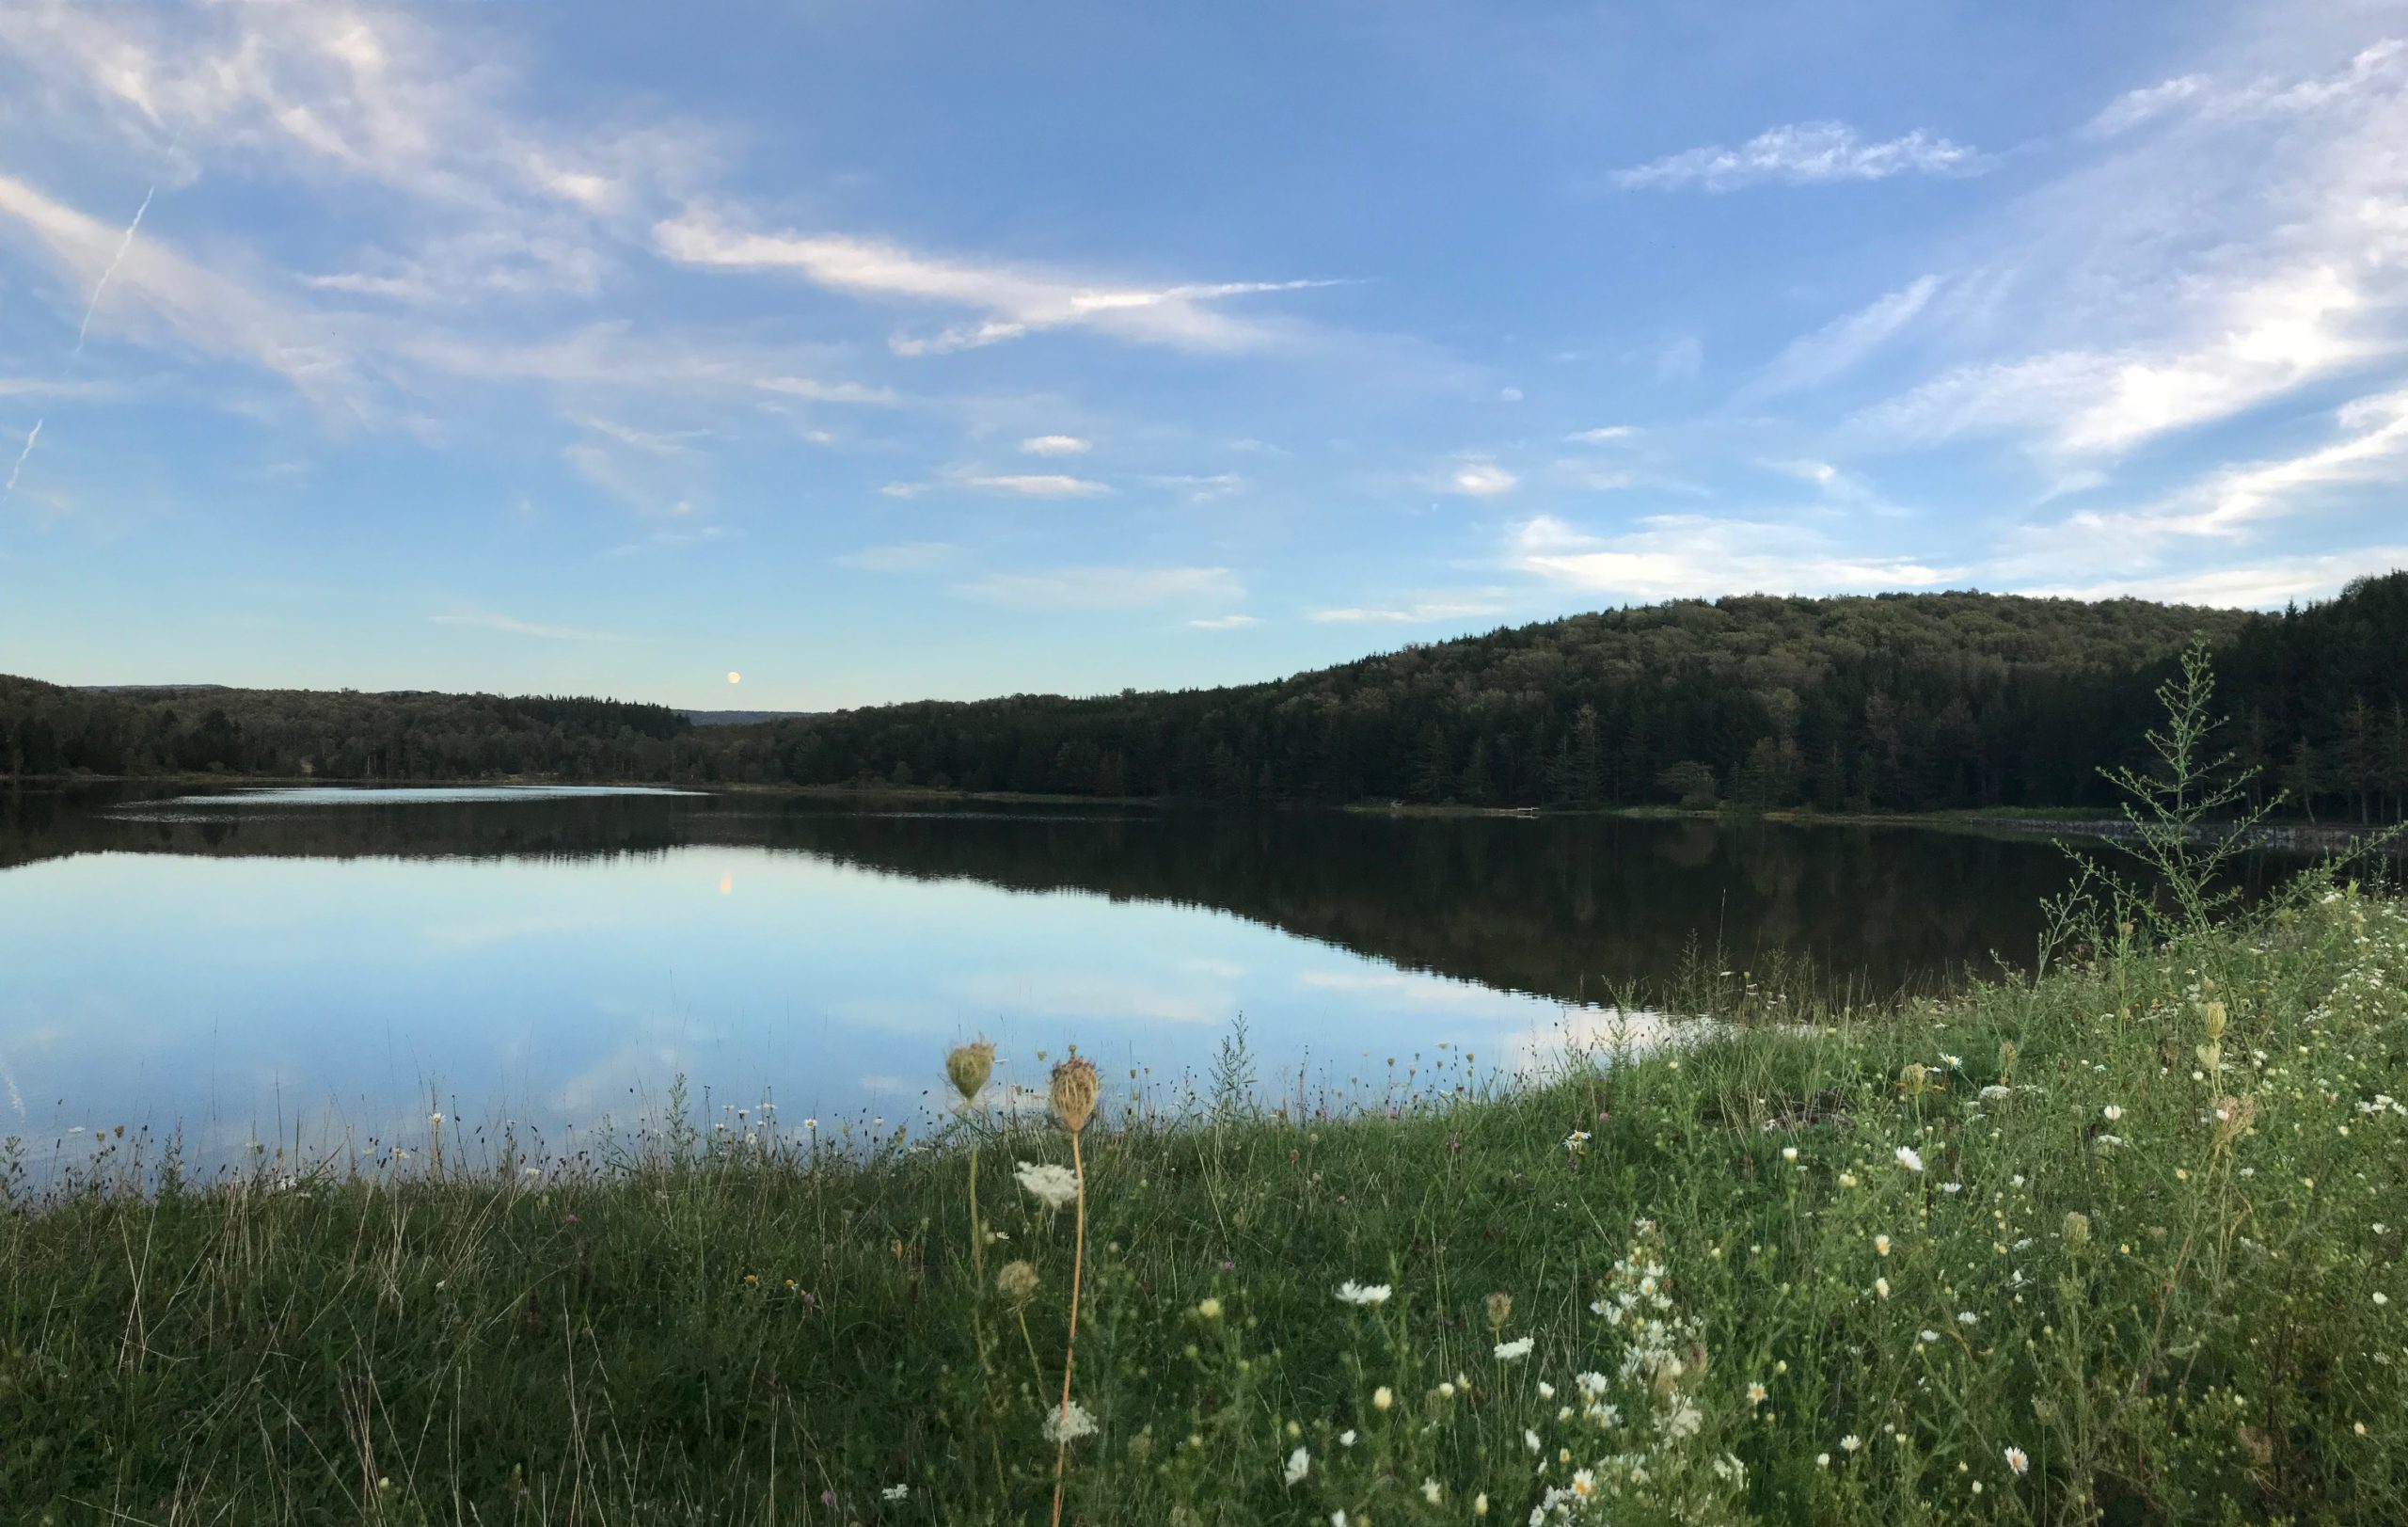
(1611, 122), (1984, 192)
(1746, 275), (1941, 398)
(1849, 40), (2408, 461)
(1308, 593), (1509, 625)
(0, 171), (372, 415)
(1993, 388), (2408, 578)
(2013, 549), (2408, 608)
(1509, 514), (1961, 600)
(876, 468), (1110, 500)
(1187, 612), (1261, 629)
(653, 211), (1338, 356)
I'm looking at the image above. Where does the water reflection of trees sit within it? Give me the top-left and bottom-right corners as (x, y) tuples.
(1, 787), (2290, 1002)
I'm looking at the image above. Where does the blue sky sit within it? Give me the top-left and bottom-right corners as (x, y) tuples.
(2, 0), (2404, 710)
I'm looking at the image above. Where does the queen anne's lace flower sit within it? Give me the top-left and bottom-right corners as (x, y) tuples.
(1013, 1161), (1078, 1209)
(1494, 1336), (1534, 1361)
(1336, 1280), (1392, 1306)
(1042, 1400), (1098, 1443)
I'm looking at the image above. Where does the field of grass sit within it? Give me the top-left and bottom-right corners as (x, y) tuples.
(3, 862), (2402, 1525)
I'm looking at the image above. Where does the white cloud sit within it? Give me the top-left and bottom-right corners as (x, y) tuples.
(2140, 387), (2408, 536)
(837, 541), (965, 573)
(956, 565), (1243, 611)
(1747, 275), (1941, 397)
(428, 609), (623, 641)
(1611, 122), (1983, 191)
(1021, 434), (1091, 455)
(1853, 40), (2408, 460)
(654, 212), (1336, 355)
(958, 472), (1111, 498)
(1860, 265), (2378, 455)
(1998, 388), (2408, 573)
(0, 0), (712, 301)
(0, 172), (371, 414)
(2015, 549), (2408, 608)
(1446, 460), (1517, 496)
(1510, 514), (1962, 599)
(1564, 425), (1636, 444)
(754, 375), (902, 406)
(1308, 594), (1509, 625)
(1188, 613), (1261, 629)
(2086, 74), (2210, 136)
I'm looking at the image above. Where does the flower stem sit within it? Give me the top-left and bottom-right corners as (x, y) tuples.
(1050, 1131), (1086, 1527)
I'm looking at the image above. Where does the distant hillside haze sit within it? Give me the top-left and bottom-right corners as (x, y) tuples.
(7, 574), (2405, 819)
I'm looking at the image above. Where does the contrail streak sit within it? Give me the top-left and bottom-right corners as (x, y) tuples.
(2, 418), (40, 499)
(72, 181), (156, 356)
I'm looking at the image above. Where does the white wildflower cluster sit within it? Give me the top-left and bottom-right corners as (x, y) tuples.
(1013, 1160), (1079, 1209)
(1526, 1227), (1745, 1522)
(1042, 1399), (1099, 1443)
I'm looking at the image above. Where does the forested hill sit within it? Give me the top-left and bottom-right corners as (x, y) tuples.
(6, 573), (2405, 818)
(0, 683), (692, 784)
(739, 577), (2405, 818)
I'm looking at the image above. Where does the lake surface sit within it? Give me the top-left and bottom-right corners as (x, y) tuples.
(0, 783), (2289, 1174)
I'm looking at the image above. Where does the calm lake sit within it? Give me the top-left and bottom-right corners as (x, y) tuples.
(0, 783), (2290, 1174)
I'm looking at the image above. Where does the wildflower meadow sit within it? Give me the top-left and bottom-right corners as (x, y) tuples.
(3, 659), (2403, 1524)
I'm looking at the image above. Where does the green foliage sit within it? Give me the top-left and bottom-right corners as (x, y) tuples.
(13, 575), (2408, 814)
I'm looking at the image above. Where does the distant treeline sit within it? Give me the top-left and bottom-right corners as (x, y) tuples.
(7, 573), (2406, 818)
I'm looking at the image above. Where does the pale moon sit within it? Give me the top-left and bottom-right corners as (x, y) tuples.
(726, 671), (742, 685)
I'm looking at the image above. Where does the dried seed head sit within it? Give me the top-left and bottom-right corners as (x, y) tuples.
(945, 1040), (995, 1105)
(2062, 1211), (2091, 1249)
(2214, 1093), (2256, 1147)
(2201, 1000), (2227, 1041)
(1050, 1055), (1101, 1136)
(1996, 1041), (2018, 1072)
(1898, 1062), (1929, 1098)
(997, 1259), (1040, 1308)
(1485, 1291), (1513, 1333)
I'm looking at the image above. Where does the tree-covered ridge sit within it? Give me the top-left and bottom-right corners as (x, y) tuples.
(5, 573), (2404, 817)
(757, 577), (2405, 817)
(0, 678), (692, 783)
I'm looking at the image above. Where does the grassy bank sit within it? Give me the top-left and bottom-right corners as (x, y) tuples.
(2, 880), (2402, 1523)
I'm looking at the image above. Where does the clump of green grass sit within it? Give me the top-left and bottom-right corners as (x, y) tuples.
(4, 654), (2404, 1524)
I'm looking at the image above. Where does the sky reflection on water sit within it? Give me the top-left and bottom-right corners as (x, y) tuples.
(0, 784), (2173, 1174)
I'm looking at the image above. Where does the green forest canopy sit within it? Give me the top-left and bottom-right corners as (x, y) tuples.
(7, 573), (2405, 819)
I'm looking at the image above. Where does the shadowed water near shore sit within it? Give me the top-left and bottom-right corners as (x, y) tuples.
(0, 784), (2305, 1171)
